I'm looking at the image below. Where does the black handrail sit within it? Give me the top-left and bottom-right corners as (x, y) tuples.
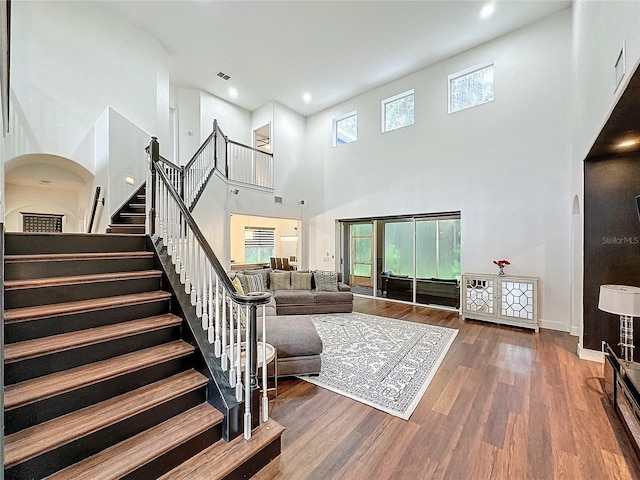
(214, 120), (273, 158)
(184, 130), (215, 172)
(158, 155), (181, 171)
(87, 186), (101, 233)
(150, 137), (271, 434)
(149, 138), (270, 307)
(227, 138), (274, 156)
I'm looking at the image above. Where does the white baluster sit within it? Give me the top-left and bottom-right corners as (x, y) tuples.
(229, 296), (236, 385)
(214, 274), (221, 356)
(244, 304), (251, 440)
(235, 303), (243, 401)
(184, 229), (191, 294)
(208, 267), (215, 344)
(221, 288), (228, 370)
(195, 248), (202, 314)
(200, 258), (208, 330)
(180, 219), (187, 284)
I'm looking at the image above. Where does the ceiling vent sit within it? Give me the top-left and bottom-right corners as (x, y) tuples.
(274, 196), (283, 205)
(217, 72), (231, 81)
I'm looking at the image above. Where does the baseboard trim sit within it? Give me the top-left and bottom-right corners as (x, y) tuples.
(577, 344), (605, 363)
(538, 318), (570, 332)
(570, 325), (581, 337)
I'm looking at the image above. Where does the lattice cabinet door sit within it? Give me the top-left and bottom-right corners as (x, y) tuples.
(461, 274), (538, 332)
(462, 275), (495, 316)
(498, 278), (537, 326)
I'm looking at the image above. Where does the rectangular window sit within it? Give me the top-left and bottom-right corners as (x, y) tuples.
(22, 213), (63, 232)
(333, 111), (357, 146)
(244, 227), (275, 264)
(448, 62), (494, 113)
(382, 89), (414, 132)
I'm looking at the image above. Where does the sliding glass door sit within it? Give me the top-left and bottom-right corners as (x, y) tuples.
(341, 213), (460, 308)
(350, 223), (373, 288)
(416, 218), (460, 280)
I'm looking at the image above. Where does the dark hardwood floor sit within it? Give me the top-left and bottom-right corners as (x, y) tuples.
(255, 297), (640, 479)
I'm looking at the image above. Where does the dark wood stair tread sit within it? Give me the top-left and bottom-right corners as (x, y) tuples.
(107, 225), (145, 231)
(5, 251), (154, 263)
(159, 418), (285, 480)
(45, 403), (223, 480)
(4, 290), (172, 323)
(5, 270), (162, 290)
(5, 341), (195, 410)
(5, 314), (182, 363)
(4, 370), (209, 469)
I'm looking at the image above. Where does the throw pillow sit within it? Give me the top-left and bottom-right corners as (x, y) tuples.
(270, 271), (291, 290)
(234, 273), (249, 292)
(244, 273), (265, 293)
(314, 270), (338, 292)
(291, 271), (312, 290)
(231, 276), (245, 295)
(243, 268), (270, 290)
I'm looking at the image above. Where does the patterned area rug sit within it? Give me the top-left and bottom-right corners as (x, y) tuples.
(298, 312), (457, 420)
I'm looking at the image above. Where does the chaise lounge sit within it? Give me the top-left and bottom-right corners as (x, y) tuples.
(230, 268), (353, 376)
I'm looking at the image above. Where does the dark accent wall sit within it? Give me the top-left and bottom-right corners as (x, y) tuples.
(584, 155), (640, 351)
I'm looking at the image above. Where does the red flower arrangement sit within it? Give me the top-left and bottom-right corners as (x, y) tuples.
(493, 259), (510, 276)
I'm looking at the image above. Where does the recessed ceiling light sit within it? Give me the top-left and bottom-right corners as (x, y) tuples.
(480, 3), (495, 19)
(616, 139), (639, 149)
(302, 92), (312, 103)
(228, 87), (238, 98)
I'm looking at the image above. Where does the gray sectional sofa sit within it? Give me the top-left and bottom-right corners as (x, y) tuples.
(229, 268), (353, 376)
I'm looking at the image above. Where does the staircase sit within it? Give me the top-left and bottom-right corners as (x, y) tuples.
(3, 232), (283, 479)
(107, 184), (146, 234)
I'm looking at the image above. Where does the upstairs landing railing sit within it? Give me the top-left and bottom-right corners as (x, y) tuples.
(164, 119), (274, 213)
(147, 137), (271, 440)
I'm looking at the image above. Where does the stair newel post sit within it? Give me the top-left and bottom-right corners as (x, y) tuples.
(249, 303), (261, 431)
(244, 303), (259, 439)
(147, 137), (159, 236)
(224, 133), (230, 179)
(262, 305), (269, 423)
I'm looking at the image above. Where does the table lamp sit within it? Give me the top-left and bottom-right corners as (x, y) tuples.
(599, 285), (640, 363)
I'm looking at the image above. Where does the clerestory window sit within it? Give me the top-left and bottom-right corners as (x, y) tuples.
(381, 89), (414, 132)
(448, 62), (494, 113)
(333, 111), (358, 146)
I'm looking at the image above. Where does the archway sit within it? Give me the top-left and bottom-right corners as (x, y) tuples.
(5, 154), (94, 232)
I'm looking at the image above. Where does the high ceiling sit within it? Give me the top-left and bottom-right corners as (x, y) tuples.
(99, 0), (572, 117)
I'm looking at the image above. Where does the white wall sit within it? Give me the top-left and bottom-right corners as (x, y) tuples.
(173, 87), (252, 165)
(71, 108), (151, 233)
(107, 110), (152, 223)
(304, 10), (573, 330)
(5, 183), (80, 232)
(225, 102), (307, 240)
(10, 0), (169, 160)
(572, 1), (640, 163)
(176, 88), (201, 166)
(570, 0), (640, 342)
(192, 172), (231, 267)
(200, 91), (252, 145)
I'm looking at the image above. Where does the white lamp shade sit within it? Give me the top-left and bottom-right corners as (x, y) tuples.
(599, 285), (640, 317)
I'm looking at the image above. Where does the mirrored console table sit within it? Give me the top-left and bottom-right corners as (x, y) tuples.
(605, 343), (640, 457)
(461, 274), (538, 332)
